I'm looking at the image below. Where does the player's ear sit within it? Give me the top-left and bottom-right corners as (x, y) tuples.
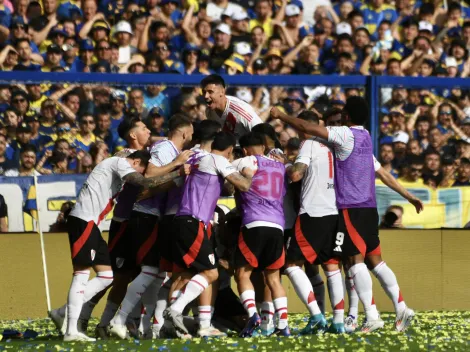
(242, 147), (248, 156)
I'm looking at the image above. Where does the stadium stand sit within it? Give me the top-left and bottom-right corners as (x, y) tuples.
(0, 0), (470, 192)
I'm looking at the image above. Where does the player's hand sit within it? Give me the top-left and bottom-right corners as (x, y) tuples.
(175, 150), (194, 166)
(408, 196), (424, 214)
(270, 106), (284, 120)
(241, 167), (255, 179)
(272, 153), (289, 165)
(218, 258), (234, 275)
(180, 164), (191, 176)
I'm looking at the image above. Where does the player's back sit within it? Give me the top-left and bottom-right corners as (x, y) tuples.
(165, 146), (209, 216)
(71, 157), (131, 224)
(333, 127), (376, 209)
(133, 139), (179, 216)
(177, 153), (225, 225)
(239, 155), (286, 229)
(113, 149), (139, 221)
(298, 139), (337, 217)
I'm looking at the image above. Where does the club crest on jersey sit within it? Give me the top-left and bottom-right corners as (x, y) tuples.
(91, 249), (96, 261)
(208, 254), (215, 265)
(116, 257), (125, 268)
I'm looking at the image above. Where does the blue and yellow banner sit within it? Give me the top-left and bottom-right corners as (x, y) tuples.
(1, 175), (469, 232)
(376, 181), (470, 228)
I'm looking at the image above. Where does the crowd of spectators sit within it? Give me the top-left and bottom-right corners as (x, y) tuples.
(0, 0), (469, 188)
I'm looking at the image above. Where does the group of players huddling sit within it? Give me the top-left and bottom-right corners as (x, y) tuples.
(49, 74), (424, 342)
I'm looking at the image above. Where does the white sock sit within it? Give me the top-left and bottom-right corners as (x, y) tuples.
(260, 301), (274, 329)
(170, 289), (182, 306)
(66, 270), (90, 335)
(308, 273), (325, 314)
(239, 290), (258, 317)
(83, 271), (113, 303)
(140, 271), (165, 333)
(99, 300), (119, 327)
(78, 271), (113, 322)
(171, 274), (209, 314)
(345, 274), (359, 318)
(198, 305), (212, 329)
(114, 266), (158, 325)
(154, 281), (170, 329)
(325, 270), (345, 324)
(273, 297), (288, 329)
(285, 266), (321, 316)
(349, 263), (379, 321)
(372, 261), (406, 314)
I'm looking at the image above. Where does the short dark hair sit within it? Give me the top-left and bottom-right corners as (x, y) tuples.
(21, 144), (37, 155)
(15, 38), (30, 48)
(298, 110), (319, 124)
(324, 108), (342, 121)
(407, 154), (424, 166)
(387, 58), (401, 67)
(201, 74), (226, 89)
(118, 117), (142, 140)
(347, 10), (363, 20)
(212, 132), (236, 152)
(287, 137), (301, 151)
(380, 143), (393, 150)
(127, 150), (151, 166)
(415, 115), (430, 125)
(424, 149), (440, 158)
(252, 123), (282, 149)
(420, 2), (435, 15)
(338, 52), (353, 60)
(337, 34), (353, 45)
(195, 120), (222, 142)
(54, 138), (70, 148)
(239, 132), (264, 149)
(168, 113), (192, 132)
(378, 20), (392, 28)
(343, 96), (369, 125)
(448, 1), (461, 12)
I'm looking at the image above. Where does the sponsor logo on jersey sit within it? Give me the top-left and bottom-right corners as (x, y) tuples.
(91, 249), (96, 261)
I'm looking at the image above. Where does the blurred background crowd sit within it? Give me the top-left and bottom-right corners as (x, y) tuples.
(0, 0), (469, 188)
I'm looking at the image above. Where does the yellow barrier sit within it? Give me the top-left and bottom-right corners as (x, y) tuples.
(0, 229), (469, 319)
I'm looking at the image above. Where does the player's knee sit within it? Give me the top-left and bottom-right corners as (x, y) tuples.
(97, 271), (114, 287)
(265, 271), (282, 288)
(203, 268), (219, 284)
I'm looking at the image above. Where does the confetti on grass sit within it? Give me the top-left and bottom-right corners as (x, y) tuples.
(1, 312), (470, 351)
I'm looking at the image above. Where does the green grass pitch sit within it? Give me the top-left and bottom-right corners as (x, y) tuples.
(1, 312), (469, 351)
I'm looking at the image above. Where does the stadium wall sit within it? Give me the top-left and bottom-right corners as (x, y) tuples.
(0, 229), (468, 320)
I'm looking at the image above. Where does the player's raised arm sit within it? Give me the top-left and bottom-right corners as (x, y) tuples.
(375, 166), (424, 214)
(119, 150), (187, 191)
(270, 107), (329, 140)
(123, 169), (184, 190)
(287, 163), (308, 183)
(145, 147), (194, 177)
(226, 169), (253, 192)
